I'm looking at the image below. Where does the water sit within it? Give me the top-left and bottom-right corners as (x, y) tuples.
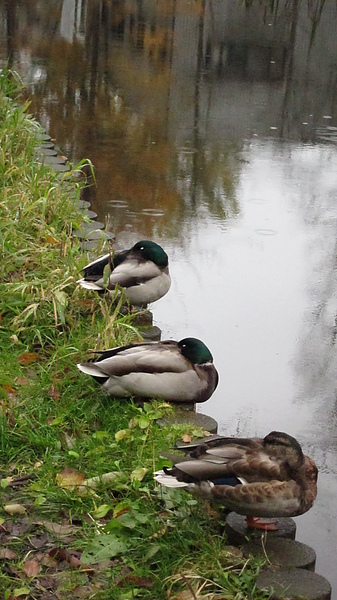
(1, 0), (337, 594)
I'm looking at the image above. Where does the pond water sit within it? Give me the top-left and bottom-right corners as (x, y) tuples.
(1, 0), (337, 595)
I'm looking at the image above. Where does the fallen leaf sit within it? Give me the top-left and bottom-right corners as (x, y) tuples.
(4, 503), (27, 515)
(41, 555), (58, 568)
(130, 467), (147, 482)
(39, 520), (75, 536)
(48, 385), (60, 400)
(18, 352), (40, 366)
(13, 588), (31, 598)
(118, 574), (153, 588)
(115, 429), (127, 441)
(16, 377), (29, 386)
(56, 467), (86, 490)
(23, 559), (40, 578)
(0, 547), (17, 559)
(181, 434), (192, 443)
(49, 548), (95, 574)
(92, 504), (111, 519)
(1, 384), (17, 397)
(46, 235), (59, 246)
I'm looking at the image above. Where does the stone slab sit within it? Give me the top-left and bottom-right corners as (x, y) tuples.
(257, 567), (331, 600)
(140, 325), (161, 341)
(37, 148), (58, 156)
(225, 512), (296, 545)
(158, 409), (218, 433)
(243, 538), (316, 571)
(82, 210), (98, 220)
(73, 222), (105, 239)
(76, 200), (91, 209)
(38, 155), (67, 165)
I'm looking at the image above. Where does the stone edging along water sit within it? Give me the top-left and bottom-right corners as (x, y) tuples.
(35, 128), (332, 600)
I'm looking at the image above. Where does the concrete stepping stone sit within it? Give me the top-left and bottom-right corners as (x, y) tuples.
(256, 567), (331, 600)
(82, 210), (98, 220)
(37, 147), (58, 156)
(35, 131), (52, 141)
(38, 155), (67, 165)
(243, 537), (316, 571)
(72, 222), (105, 239)
(141, 325), (162, 341)
(225, 512), (296, 545)
(76, 200), (91, 209)
(158, 409), (218, 433)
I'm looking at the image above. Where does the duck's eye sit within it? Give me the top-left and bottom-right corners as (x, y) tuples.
(140, 246), (144, 250)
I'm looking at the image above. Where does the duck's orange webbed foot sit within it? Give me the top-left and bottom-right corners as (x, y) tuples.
(245, 516), (278, 531)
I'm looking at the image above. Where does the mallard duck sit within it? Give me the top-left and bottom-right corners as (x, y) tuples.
(77, 337), (218, 403)
(154, 431), (318, 530)
(77, 240), (171, 306)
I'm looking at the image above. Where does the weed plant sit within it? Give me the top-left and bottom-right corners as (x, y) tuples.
(0, 70), (268, 599)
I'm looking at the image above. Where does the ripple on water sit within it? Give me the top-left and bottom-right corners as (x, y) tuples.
(108, 200), (129, 208)
(255, 228), (277, 236)
(141, 208), (165, 217)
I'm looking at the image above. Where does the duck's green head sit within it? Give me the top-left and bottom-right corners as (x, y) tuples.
(133, 240), (169, 267)
(178, 337), (213, 365)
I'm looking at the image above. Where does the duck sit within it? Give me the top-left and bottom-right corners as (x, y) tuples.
(77, 240), (171, 306)
(154, 431), (318, 530)
(77, 337), (218, 404)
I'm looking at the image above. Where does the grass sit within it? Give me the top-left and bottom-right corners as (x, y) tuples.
(0, 69), (269, 600)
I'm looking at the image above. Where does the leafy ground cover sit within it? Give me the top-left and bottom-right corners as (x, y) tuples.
(0, 69), (268, 600)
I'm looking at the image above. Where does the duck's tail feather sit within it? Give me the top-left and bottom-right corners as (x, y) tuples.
(154, 470), (189, 488)
(77, 363), (107, 378)
(77, 278), (103, 291)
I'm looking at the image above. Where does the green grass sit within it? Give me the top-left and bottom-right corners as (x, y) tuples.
(0, 69), (269, 600)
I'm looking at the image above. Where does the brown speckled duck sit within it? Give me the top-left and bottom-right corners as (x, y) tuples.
(154, 431), (318, 530)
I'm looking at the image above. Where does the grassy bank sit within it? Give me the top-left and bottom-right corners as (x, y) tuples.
(0, 70), (267, 600)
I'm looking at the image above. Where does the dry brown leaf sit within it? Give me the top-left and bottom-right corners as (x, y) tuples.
(4, 503), (27, 515)
(23, 559), (40, 578)
(16, 377), (30, 386)
(1, 384), (17, 397)
(39, 520), (75, 536)
(49, 548), (95, 574)
(18, 352), (40, 366)
(0, 547), (17, 560)
(46, 235), (59, 246)
(56, 467), (86, 490)
(48, 385), (60, 400)
(118, 574), (153, 588)
(181, 434), (192, 444)
(41, 555), (58, 568)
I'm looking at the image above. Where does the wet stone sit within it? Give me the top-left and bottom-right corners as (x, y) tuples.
(39, 141), (56, 149)
(52, 163), (70, 172)
(72, 222), (105, 239)
(140, 325), (161, 341)
(243, 538), (316, 571)
(76, 200), (91, 209)
(158, 409), (218, 433)
(257, 567), (331, 600)
(131, 310), (153, 326)
(82, 209), (98, 219)
(225, 512), (296, 546)
(35, 131), (52, 141)
(37, 147), (58, 156)
(39, 155), (67, 165)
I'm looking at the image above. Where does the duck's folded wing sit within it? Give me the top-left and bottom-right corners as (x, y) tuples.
(170, 447), (286, 482)
(78, 342), (189, 378)
(81, 254), (111, 279)
(108, 260), (162, 289)
(211, 480), (301, 515)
